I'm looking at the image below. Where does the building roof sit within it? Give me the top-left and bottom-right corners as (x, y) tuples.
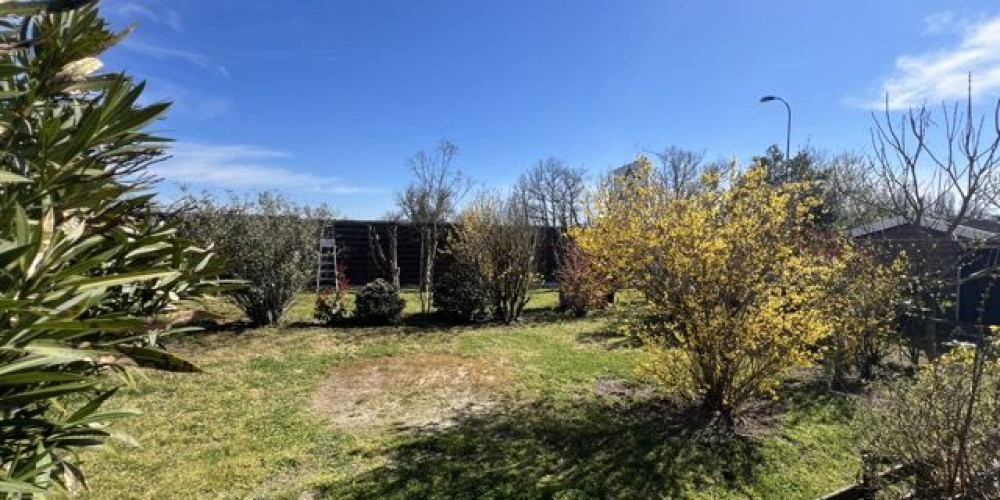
(956, 218), (1000, 234)
(612, 161), (642, 178)
(849, 215), (1000, 241)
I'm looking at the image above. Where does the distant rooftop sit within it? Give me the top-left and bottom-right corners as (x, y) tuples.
(849, 215), (1000, 241)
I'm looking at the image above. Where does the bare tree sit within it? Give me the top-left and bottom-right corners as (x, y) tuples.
(867, 78), (1000, 367)
(515, 157), (587, 229)
(870, 76), (1000, 235)
(368, 213), (400, 289)
(396, 140), (470, 313)
(648, 146), (705, 198)
(818, 151), (890, 228)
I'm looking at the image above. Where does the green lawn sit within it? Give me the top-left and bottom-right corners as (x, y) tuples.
(73, 293), (860, 499)
(199, 288), (562, 325)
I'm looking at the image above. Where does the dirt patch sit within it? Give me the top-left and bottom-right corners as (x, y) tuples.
(311, 353), (509, 432)
(593, 377), (658, 400)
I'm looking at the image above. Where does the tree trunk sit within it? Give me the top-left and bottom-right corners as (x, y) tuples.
(389, 225), (400, 289)
(701, 385), (734, 429)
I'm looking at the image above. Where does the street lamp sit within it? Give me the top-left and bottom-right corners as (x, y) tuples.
(759, 95), (791, 160)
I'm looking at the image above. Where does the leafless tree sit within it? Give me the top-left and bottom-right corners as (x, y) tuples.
(515, 157), (587, 229)
(648, 146), (705, 198)
(870, 76), (1000, 235)
(823, 151), (889, 227)
(865, 82), (1000, 495)
(368, 213), (400, 289)
(396, 140), (470, 313)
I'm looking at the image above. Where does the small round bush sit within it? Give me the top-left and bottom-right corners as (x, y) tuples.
(355, 279), (406, 325)
(434, 263), (488, 323)
(314, 286), (349, 326)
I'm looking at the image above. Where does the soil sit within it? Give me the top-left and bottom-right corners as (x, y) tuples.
(311, 353), (509, 432)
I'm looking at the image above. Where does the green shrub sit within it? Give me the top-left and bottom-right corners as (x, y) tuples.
(450, 192), (540, 324)
(355, 279), (406, 325)
(858, 347), (1000, 498)
(0, 2), (225, 493)
(178, 192), (330, 326)
(433, 264), (488, 322)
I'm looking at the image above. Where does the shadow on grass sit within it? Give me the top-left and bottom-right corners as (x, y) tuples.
(304, 308), (583, 335)
(575, 327), (643, 350)
(169, 309), (598, 353)
(752, 376), (858, 428)
(319, 396), (764, 499)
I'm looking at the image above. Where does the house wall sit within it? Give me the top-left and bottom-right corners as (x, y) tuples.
(958, 248), (1000, 325)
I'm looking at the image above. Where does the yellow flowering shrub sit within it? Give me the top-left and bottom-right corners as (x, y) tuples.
(822, 247), (908, 384)
(575, 158), (858, 420)
(858, 343), (1000, 498)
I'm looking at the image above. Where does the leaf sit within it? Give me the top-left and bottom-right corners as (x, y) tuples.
(0, 479), (44, 494)
(0, 169), (28, 183)
(26, 317), (146, 333)
(68, 270), (181, 291)
(0, 381), (97, 406)
(108, 345), (200, 373)
(0, 242), (33, 269)
(0, 355), (65, 377)
(0, 371), (88, 386)
(66, 409), (139, 427)
(20, 342), (108, 362)
(65, 388), (116, 423)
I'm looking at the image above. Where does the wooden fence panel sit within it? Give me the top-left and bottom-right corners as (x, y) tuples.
(318, 220), (561, 288)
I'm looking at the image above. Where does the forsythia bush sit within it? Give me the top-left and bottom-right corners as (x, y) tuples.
(822, 246), (908, 385)
(858, 345), (1000, 498)
(575, 158), (860, 421)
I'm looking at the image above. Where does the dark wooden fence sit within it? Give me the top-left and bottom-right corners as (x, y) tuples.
(319, 220), (561, 288)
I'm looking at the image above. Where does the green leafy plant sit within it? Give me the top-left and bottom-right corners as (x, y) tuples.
(355, 279), (405, 325)
(177, 192), (330, 327)
(433, 263), (488, 323)
(0, 1), (225, 495)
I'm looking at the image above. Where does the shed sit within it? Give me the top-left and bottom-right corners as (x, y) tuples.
(849, 216), (1000, 324)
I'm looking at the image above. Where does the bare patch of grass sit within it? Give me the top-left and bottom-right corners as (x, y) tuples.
(311, 353), (510, 432)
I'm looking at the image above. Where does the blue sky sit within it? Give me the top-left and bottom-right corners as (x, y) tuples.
(101, 0), (1000, 218)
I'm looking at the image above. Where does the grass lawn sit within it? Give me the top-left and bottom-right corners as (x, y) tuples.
(73, 291), (861, 499)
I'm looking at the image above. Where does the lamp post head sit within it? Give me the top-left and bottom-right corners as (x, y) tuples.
(759, 95), (776, 103)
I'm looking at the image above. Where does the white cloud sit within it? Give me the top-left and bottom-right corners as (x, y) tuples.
(851, 13), (1000, 110)
(110, 1), (183, 31)
(152, 143), (375, 195)
(132, 76), (233, 121)
(923, 11), (956, 35)
(120, 40), (229, 78)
